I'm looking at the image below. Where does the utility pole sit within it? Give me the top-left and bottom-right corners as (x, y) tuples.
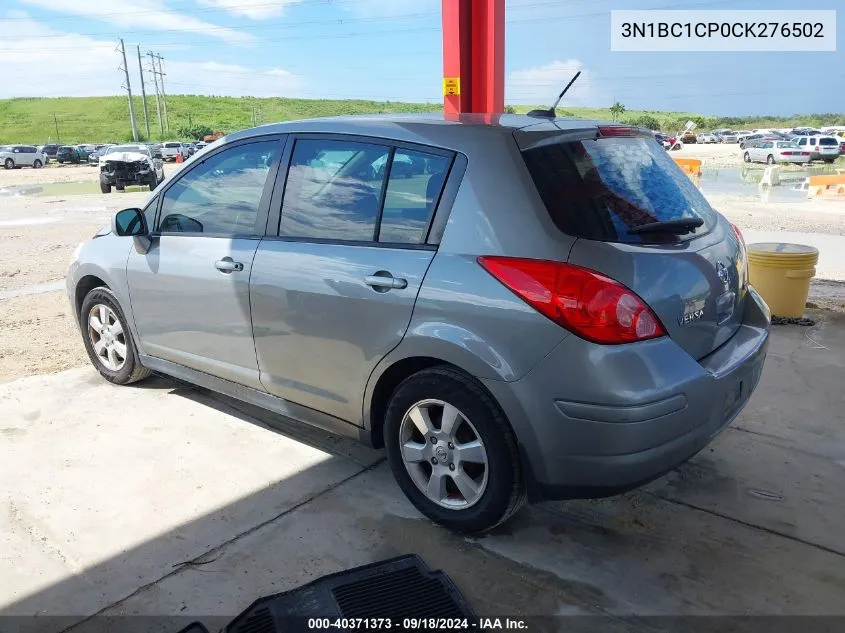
(148, 51), (163, 136)
(251, 107), (256, 127)
(118, 38), (139, 142)
(52, 112), (60, 142)
(155, 54), (169, 133)
(136, 45), (150, 139)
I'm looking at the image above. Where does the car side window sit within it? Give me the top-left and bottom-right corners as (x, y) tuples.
(279, 139), (389, 241)
(379, 149), (451, 244)
(158, 141), (277, 236)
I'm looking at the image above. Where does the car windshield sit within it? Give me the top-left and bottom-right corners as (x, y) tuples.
(106, 145), (150, 156)
(521, 133), (716, 244)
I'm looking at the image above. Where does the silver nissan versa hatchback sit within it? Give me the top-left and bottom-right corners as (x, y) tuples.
(67, 114), (770, 532)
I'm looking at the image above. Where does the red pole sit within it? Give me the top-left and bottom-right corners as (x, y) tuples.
(442, 0), (505, 117)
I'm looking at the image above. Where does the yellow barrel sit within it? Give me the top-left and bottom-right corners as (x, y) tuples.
(747, 243), (819, 318)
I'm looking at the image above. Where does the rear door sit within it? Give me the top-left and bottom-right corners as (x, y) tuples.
(250, 135), (455, 424)
(517, 127), (746, 360)
(126, 136), (283, 388)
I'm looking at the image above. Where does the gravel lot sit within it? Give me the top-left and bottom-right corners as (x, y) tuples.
(1, 156), (843, 383)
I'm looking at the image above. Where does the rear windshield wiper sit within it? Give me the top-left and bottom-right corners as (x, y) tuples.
(628, 217), (704, 235)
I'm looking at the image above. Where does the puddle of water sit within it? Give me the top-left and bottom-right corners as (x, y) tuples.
(700, 165), (843, 203)
(0, 280), (65, 301)
(0, 217), (60, 227)
(0, 181), (149, 197)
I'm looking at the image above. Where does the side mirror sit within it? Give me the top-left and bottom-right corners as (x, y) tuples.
(112, 208), (147, 237)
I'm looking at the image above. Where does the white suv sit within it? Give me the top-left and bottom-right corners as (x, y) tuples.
(793, 136), (841, 163)
(160, 142), (187, 161)
(1, 145), (47, 169)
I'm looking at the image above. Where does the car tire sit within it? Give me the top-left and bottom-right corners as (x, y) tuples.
(100, 181), (112, 194)
(767, 155), (776, 165)
(148, 173), (158, 191)
(743, 152), (751, 163)
(740, 143), (746, 149)
(383, 365), (525, 533)
(33, 159), (43, 168)
(824, 159), (835, 164)
(4, 158), (14, 170)
(79, 286), (151, 386)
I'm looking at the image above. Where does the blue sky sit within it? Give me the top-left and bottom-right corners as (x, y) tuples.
(0, 0), (840, 115)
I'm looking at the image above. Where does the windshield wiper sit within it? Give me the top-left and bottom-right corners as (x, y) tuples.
(628, 217), (704, 235)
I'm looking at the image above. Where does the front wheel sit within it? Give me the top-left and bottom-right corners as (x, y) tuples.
(767, 155), (776, 165)
(80, 287), (150, 385)
(384, 366), (525, 533)
(743, 152), (751, 163)
(100, 181), (112, 194)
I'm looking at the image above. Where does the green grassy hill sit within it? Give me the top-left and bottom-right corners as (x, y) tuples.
(1, 95), (843, 144)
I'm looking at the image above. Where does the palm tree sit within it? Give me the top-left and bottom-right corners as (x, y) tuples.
(609, 101), (626, 122)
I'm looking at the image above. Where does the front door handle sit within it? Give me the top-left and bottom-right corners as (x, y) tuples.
(215, 257), (244, 273)
(364, 272), (407, 290)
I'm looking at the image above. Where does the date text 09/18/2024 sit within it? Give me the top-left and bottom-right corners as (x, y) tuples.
(306, 617), (529, 630)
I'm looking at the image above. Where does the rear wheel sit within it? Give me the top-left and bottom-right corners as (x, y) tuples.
(80, 287), (150, 385)
(743, 152), (751, 163)
(384, 366), (525, 533)
(824, 158), (835, 164)
(767, 154), (776, 165)
(148, 173), (158, 191)
(33, 159), (43, 168)
(4, 158), (13, 169)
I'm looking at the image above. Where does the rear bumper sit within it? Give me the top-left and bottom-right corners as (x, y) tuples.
(483, 287), (770, 501)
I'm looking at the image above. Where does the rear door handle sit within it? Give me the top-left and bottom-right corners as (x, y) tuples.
(215, 258), (244, 273)
(364, 273), (407, 290)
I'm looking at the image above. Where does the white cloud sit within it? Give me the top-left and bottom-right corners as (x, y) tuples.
(196, 0), (301, 20)
(0, 15), (304, 99)
(507, 59), (605, 107)
(20, 0), (254, 44)
(165, 61), (306, 97)
(342, 0), (439, 17)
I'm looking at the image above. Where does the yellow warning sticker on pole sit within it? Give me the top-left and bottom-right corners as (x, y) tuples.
(443, 77), (461, 96)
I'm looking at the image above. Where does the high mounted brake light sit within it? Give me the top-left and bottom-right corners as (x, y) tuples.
(478, 257), (666, 345)
(597, 125), (636, 137)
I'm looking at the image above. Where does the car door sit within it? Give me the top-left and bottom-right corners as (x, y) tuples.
(250, 135), (456, 424)
(125, 135), (284, 389)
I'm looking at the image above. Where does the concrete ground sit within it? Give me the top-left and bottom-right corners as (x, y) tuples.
(1, 311), (844, 632)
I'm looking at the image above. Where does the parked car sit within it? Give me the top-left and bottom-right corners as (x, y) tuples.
(680, 131), (697, 144)
(55, 145), (84, 164)
(654, 133), (680, 150)
(181, 142), (196, 157)
(67, 115), (771, 532)
(719, 132), (739, 144)
(160, 142), (187, 161)
(743, 140), (810, 165)
(0, 144), (47, 169)
(40, 144), (60, 161)
(790, 128), (822, 137)
(88, 145), (115, 166)
(840, 140), (845, 154)
(697, 132), (718, 144)
(792, 135), (841, 163)
(98, 144), (165, 192)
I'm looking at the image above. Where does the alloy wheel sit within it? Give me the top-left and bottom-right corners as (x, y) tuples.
(398, 399), (489, 509)
(87, 304), (127, 371)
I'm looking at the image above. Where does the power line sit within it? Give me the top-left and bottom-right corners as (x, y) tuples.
(137, 44), (151, 139)
(148, 51), (164, 135)
(117, 38), (139, 142)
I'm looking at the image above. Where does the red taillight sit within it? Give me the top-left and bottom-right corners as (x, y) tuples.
(598, 125), (635, 137)
(731, 223), (745, 249)
(815, 146), (820, 151)
(801, 151), (810, 156)
(782, 151), (794, 155)
(477, 257), (666, 344)
(731, 223), (748, 287)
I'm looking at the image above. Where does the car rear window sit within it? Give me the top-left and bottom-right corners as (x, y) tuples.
(819, 138), (838, 146)
(521, 134), (716, 244)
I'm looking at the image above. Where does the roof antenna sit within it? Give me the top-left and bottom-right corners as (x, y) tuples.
(527, 71), (581, 119)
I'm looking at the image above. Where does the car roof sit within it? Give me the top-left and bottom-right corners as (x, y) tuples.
(224, 113), (610, 149)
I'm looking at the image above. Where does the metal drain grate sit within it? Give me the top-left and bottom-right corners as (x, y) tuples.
(226, 555), (475, 633)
